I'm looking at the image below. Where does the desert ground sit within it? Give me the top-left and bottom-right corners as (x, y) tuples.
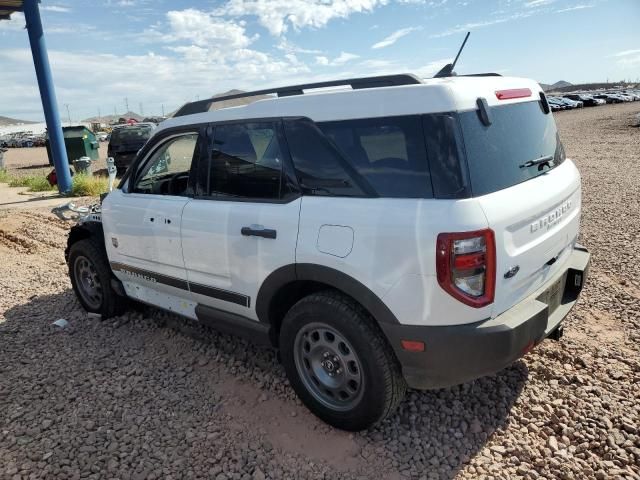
(0, 103), (639, 480)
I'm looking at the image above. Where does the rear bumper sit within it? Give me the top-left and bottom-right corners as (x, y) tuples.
(381, 244), (590, 390)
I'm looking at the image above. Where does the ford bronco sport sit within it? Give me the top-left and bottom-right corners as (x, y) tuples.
(65, 73), (590, 431)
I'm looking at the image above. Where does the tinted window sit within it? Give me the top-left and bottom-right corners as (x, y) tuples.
(283, 119), (366, 197)
(111, 125), (153, 144)
(208, 123), (283, 199)
(319, 116), (432, 198)
(422, 113), (469, 199)
(458, 101), (564, 196)
(133, 133), (198, 196)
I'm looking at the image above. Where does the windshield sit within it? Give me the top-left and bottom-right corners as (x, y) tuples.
(111, 126), (153, 143)
(458, 100), (565, 196)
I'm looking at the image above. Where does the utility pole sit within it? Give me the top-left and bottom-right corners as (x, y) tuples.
(124, 97), (129, 113)
(139, 102), (144, 116)
(161, 104), (165, 117)
(114, 106), (117, 117)
(98, 107), (101, 123)
(64, 103), (71, 124)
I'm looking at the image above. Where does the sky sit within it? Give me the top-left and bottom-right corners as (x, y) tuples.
(0, 0), (638, 121)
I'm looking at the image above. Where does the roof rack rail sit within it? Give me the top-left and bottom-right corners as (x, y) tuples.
(173, 73), (423, 117)
(461, 73), (503, 77)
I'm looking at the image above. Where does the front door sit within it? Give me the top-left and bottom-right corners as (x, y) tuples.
(181, 121), (301, 320)
(102, 130), (202, 317)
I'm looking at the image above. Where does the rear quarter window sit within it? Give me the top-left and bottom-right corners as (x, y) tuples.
(318, 116), (432, 198)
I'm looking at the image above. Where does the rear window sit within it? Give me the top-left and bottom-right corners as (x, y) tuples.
(458, 100), (564, 196)
(318, 116), (432, 198)
(111, 126), (153, 143)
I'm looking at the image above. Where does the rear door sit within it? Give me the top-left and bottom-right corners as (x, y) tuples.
(458, 100), (582, 316)
(181, 121), (301, 320)
(103, 130), (203, 316)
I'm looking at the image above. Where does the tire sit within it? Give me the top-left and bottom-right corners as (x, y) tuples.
(280, 290), (406, 431)
(68, 237), (127, 318)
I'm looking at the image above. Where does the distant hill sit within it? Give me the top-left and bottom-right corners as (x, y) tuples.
(540, 80), (573, 91)
(0, 116), (37, 127)
(170, 89), (274, 117)
(542, 81), (638, 93)
(82, 111), (144, 123)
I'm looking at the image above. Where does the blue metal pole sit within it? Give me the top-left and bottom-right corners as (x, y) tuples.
(23, 0), (72, 193)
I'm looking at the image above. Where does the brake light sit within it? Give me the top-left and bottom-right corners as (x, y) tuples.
(495, 88), (532, 100)
(436, 229), (496, 308)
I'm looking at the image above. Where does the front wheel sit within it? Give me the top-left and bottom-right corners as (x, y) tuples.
(68, 237), (127, 318)
(280, 291), (406, 431)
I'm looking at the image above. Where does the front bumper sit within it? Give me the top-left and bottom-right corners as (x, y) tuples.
(381, 245), (590, 390)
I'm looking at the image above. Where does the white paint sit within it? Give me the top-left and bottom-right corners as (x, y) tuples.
(475, 159), (582, 317)
(317, 225), (354, 258)
(157, 76), (543, 133)
(181, 198), (302, 320)
(102, 188), (191, 297)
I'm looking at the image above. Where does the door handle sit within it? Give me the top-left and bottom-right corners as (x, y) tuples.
(241, 226), (277, 239)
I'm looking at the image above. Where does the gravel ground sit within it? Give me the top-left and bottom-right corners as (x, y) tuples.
(1, 103), (639, 480)
(1, 145), (109, 179)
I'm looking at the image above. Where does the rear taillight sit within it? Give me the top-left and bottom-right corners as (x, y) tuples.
(436, 229), (496, 308)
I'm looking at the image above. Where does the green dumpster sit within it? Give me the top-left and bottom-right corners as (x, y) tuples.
(46, 126), (99, 167)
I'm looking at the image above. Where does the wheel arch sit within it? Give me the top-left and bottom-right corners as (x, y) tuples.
(65, 221), (105, 262)
(256, 264), (401, 347)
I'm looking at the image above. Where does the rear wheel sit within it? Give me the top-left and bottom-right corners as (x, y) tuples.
(280, 291), (406, 431)
(68, 237), (127, 318)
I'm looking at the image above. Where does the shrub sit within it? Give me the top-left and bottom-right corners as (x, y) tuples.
(70, 174), (110, 197)
(8, 175), (56, 192)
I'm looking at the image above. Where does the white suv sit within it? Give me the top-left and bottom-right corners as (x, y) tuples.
(65, 73), (590, 431)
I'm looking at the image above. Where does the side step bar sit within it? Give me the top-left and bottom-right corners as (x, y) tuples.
(195, 304), (273, 347)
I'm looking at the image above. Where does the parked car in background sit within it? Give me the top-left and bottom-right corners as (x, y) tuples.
(564, 94), (602, 107)
(560, 98), (583, 109)
(593, 94), (623, 104)
(107, 123), (155, 175)
(97, 132), (109, 142)
(613, 93), (634, 102)
(547, 97), (568, 111)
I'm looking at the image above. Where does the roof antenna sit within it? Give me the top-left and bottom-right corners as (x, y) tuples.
(434, 31), (470, 78)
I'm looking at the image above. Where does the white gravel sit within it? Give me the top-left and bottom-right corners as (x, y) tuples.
(0, 103), (639, 479)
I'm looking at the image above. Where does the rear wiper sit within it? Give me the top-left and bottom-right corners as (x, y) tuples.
(519, 155), (553, 169)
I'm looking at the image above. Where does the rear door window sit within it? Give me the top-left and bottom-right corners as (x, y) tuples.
(207, 122), (283, 200)
(318, 116), (432, 198)
(283, 119), (367, 197)
(459, 100), (564, 196)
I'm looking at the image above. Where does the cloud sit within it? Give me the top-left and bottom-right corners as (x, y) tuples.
(524, 0), (557, 7)
(612, 49), (640, 57)
(556, 4), (593, 12)
(41, 6), (72, 13)
(414, 58), (452, 77)
(429, 11), (533, 37)
(372, 27), (419, 49)
(163, 9), (255, 50)
(276, 38), (323, 55)
(315, 52), (360, 66)
(217, 0), (387, 37)
(332, 52), (360, 65)
(611, 49), (640, 68)
(0, 12), (24, 32)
